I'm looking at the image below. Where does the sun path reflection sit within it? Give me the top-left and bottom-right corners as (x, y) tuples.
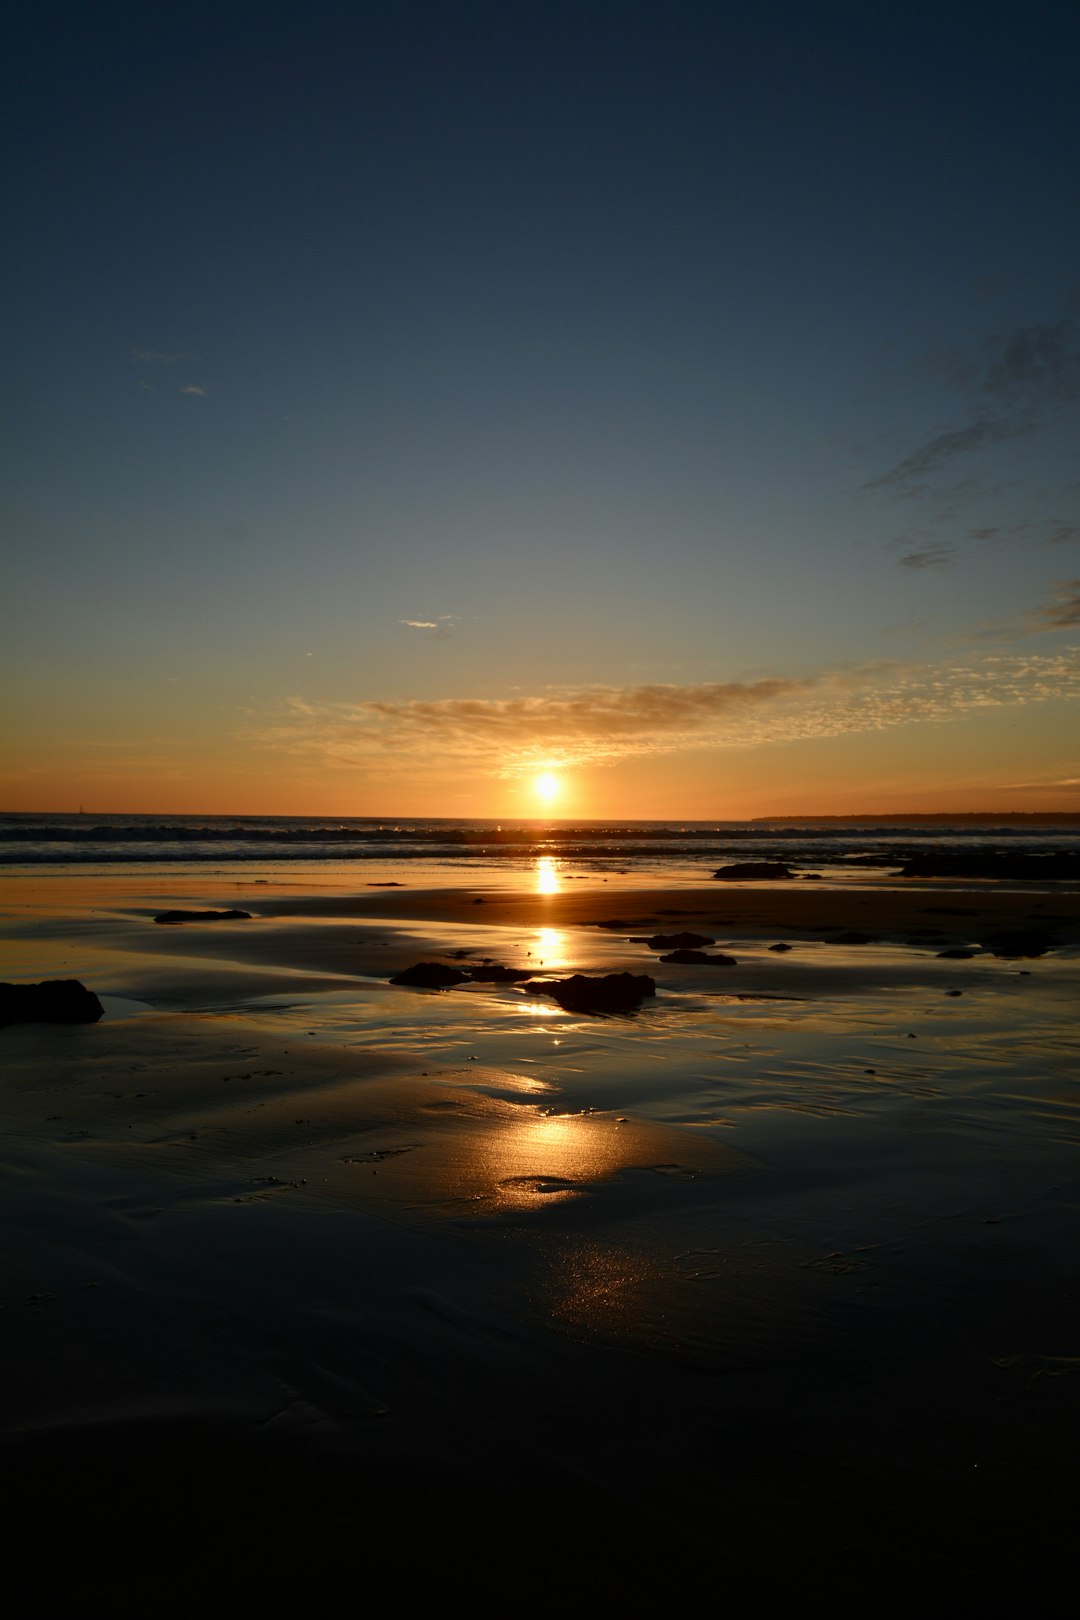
(534, 926), (570, 971)
(535, 856), (560, 893)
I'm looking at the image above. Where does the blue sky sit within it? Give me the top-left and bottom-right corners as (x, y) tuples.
(3, 0), (1079, 813)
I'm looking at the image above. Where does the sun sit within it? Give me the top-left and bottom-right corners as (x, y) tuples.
(533, 772), (561, 805)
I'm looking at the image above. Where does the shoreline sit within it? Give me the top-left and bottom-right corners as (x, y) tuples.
(2, 869), (1078, 1601)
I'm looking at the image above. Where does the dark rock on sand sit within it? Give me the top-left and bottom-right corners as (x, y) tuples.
(898, 851), (1080, 880)
(154, 909), (252, 925)
(389, 962), (470, 988)
(531, 973), (656, 1014)
(986, 930), (1055, 958)
(768, 942), (793, 952)
(936, 948), (977, 959)
(712, 861), (794, 881)
(1, 979), (104, 1026)
(659, 949), (737, 965)
(631, 931), (716, 950)
(466, 965), (533, 983)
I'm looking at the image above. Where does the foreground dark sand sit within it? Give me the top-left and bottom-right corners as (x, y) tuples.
(2, 871), (1078, 1603)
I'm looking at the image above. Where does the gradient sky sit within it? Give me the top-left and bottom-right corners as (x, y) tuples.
(4, 0), (1079, 817)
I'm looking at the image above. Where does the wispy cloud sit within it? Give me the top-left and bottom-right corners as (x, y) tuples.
(865, 417), (1032, 494)
(180, 384), (208, 396)
(897, 545), (955, 571)
(399, 613), (457, 639)
(246, 650), (1080, 779)
(1029, 579), (1080, 630)
(867, 314), (1080, 497)
(981, 319), (1080, 408)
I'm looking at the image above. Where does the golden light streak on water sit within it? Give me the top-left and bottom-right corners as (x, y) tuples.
(535, 856), (561, 893)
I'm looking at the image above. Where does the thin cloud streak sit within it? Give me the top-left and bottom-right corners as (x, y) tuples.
(1030, 580), (1080, 630)
(248, 651), (1080, 778)
(399, 613), (457, 638)
(865, 417), (1031, 493)
(867, 314), (1079, 496)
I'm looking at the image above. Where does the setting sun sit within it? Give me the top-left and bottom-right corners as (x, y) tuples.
(533, 772), (561, 805)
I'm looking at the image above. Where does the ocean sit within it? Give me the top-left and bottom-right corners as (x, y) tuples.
(2, 811), (1078, 879)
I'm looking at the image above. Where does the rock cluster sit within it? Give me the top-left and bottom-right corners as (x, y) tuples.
(154, 909), (252, 925)
(530, 973), (656, 1013)
(712, 861), (794, 881)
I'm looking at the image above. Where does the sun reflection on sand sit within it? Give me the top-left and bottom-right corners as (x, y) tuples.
(534, 925), (570, 970)
(475, 1106), (629, 1210)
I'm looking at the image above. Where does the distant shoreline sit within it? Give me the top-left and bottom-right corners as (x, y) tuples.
(752, 811), (1080, 824)
(4, 809), (1080, 825)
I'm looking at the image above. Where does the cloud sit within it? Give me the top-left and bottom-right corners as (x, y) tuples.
(898, 545), (955, 571)
(1029, 579), (1080, 630)
(399, 613), (457, 638)
(865, 417), (1031, 493)
(180, 384), (208, 396)
(246, 650), (1080, 779)
(981, 319), (1080, 407)
(131, 348), (185, 364)
(866, 314), (1079, 496)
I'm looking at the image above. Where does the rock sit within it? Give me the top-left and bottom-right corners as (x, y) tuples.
(658, 949), (737, 965)
(154, 909), (252, 924)
(466, 965), (533, 983)
(986, 930), (1054, 958)
(768, 942), (793, 952)
(531, 973), (656, 1014)
(936, 948), (977, 959)
(898, 851), (1080, 880)
(0, 979), (104, 1026)
(389, 962), (471, 988)
(633, 931), (716, 949)
(712, 861), (794, 881)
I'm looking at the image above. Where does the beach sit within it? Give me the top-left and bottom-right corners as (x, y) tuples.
(2, 865), (1078, 1603)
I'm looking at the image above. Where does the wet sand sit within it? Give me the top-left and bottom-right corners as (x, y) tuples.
(2, 870), (1079, 1603)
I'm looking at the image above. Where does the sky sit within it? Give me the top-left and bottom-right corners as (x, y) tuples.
(3, 0), (1079, 818)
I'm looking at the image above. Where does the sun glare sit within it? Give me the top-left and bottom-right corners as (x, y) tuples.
(534, 772), (561, 804)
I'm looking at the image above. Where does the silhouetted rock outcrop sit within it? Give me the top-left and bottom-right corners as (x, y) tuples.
(768, 942), (793, 952)
(658, 949), (737, 965)
(936, 947), (977, 959)
(390, 962), (470, 988)
(154, 909), (252, 924)
(712, 861), (794, 881)
(530, 973), (656, 1013)
(1, 979), (104, 1026)
(986, 931), (1054, 958)
(898, 851), (1080, 880)
(629, 931), (715, 949)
